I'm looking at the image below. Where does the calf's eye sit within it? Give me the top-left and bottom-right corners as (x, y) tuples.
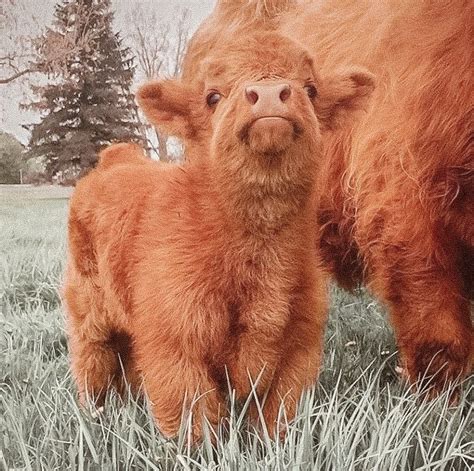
(206, 91), (222, 107)
(304, 84), (317, 100)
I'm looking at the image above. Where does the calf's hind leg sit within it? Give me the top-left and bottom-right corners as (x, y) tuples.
(65, 211), (138, 405)
(65, 270), (129, 406)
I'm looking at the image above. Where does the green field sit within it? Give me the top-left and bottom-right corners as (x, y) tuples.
(1, 185), (473, 470)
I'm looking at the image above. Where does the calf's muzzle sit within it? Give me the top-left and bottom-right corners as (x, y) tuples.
(244, 82), (291, 118)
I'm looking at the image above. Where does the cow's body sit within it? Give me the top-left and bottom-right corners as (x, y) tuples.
(65, 33), (372, 440)
(66, 146), (325, 439)
(294, 0), (474, 389)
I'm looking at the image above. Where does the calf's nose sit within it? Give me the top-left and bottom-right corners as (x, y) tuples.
(245, 83), (291, 116)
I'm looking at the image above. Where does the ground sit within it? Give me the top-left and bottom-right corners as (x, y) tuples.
(0, 185), (472, 470)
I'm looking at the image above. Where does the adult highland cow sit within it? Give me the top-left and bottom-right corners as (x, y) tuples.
(64, 31), (374, 440)
(181, 0), (474, 395)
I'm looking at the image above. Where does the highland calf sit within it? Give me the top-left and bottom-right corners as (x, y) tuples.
(64, 31), (374, 440)
(183, 0), (474, 395)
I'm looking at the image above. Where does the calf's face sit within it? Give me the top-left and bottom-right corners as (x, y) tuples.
(138, 32), (375, 185)
(201, 34), (320, 166)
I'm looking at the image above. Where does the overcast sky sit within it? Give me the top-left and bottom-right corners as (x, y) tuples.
(0, 0), (215, 143)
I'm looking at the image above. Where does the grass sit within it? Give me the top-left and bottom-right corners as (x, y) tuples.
(0, 186), (473, 470)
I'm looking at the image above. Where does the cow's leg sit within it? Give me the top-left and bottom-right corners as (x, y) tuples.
(65, 212), (126, 406)
(372, 237), (473, 396)
(228, 294), (291, 399)
(65, 275), (119, 406)
(256, 280), (327, 437)
(132, 295), (229, 442)
(317, 206), (363, 291)
(136, 342), (225, 442)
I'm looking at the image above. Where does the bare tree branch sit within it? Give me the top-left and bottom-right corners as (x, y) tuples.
(0, 67), (35, 84)
(171, 8), (191, 77)
(1, 1), (104, 85)
(128, 6), (191, 162)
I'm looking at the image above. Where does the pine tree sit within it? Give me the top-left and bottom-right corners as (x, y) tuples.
(0, 132), (25, 184)
(27, 0), (144, 183)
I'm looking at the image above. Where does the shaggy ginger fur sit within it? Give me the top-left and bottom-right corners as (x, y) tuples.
(183, 0), (474, 395)
(64, 31), (374, 441)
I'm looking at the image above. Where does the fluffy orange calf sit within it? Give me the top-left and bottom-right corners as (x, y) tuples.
(64, 30), (374, 440)
(183, 0), (474, 395)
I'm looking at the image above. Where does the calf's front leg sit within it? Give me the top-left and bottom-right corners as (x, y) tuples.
(229, 294), (291, 399)
(139, 348), (225, 442)
(259, 280), (327, 437)
(133, 299), (228, 442)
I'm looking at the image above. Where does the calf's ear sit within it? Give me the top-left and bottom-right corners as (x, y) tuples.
(137, 80), (199, 140)
(318, 67), (375, 130)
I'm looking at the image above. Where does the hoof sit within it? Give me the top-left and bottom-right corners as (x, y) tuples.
(404, 341), (470, 401)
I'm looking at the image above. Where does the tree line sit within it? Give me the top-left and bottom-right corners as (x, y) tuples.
(0, 0), (190, 185)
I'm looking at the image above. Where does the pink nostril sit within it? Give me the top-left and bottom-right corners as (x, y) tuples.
(279, 85), (291, 102)
(245, 88), (259, 105)
(245, 83), (292, 107)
